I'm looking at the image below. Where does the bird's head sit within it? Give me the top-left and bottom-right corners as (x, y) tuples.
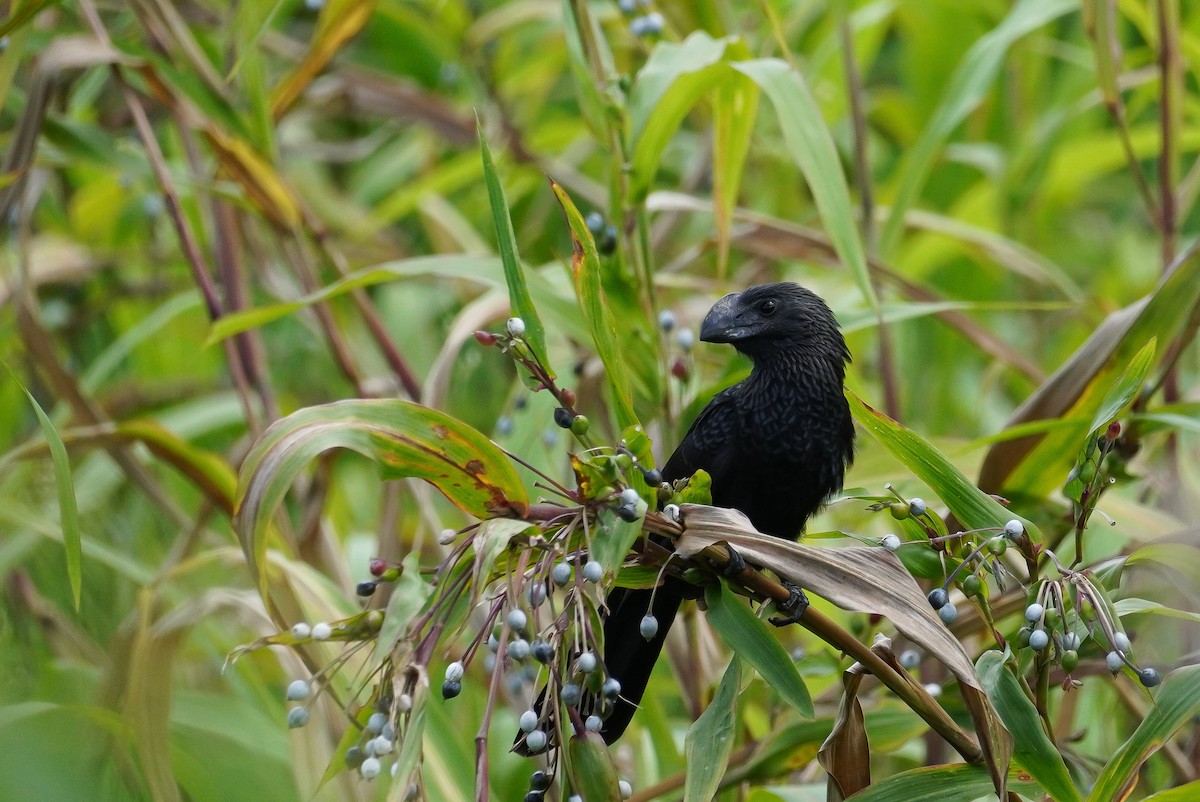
(699, 283), (849, 363)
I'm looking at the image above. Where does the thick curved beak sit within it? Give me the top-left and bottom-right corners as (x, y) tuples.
(699, 292), (743, 343)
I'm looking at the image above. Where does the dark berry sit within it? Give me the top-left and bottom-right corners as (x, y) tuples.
(524, 793), (544, 802)
(442, 679), (462, 699)
(598, 224), (618, 255)
(531, 640), (554, 663)
(927, 588), (949, 610)
(530, 770), (552, 791)
(369, 558), (387, 577)
(356, 581), (377, 597)
(344, 745), (365, 768)
(553, 407), (573, 429)
(641, 467), (662, 485)
(1138, 667), (1162, 688)
(617, 503), (639, 523)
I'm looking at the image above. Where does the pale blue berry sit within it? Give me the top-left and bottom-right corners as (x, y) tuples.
(360, 757), (381, 779)
(578, 651), (598, 673)
(508, 638), (530, 661)
(287, 707), (310, 728)
(1029, 630), (1049, 651)
(445, 661), (465, 682)
(658, 310), (676, 331)
(938, 602), (958, 624)
(881, 534), (901, 551)
(290, 622), (311, 639)
(909, 498), (927, 516)
(583, 560), (603, 583)
(639, 615), (659, 640)
(1113, 632), (1131, 653)
(311, 622), (332, 641)
(552, 562), (572, 586)
(1025, 604), (1044, 623)
(1004, 520), (1024, 538)
(507, 609), (528, 632)
(507, 317), (526, 337)
(367, 712), (387, 734)
(1106, 651), (1124, 672)
(286, 680), (310, 701)
(525, 730), (548, 752)
(585, 714), (602, 732)
(519, 709), (539, 732)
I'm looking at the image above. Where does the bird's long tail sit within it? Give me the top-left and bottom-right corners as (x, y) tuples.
(597, 578), (685, 744)
(512, 578), (685, 755)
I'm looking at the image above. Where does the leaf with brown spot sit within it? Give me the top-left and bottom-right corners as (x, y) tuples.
(234, 399), (528, 602)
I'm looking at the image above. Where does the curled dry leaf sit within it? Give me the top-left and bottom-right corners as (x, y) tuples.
(676, 504), (981, 691)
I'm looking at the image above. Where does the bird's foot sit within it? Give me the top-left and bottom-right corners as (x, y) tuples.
(713, 543), (747, 578)
(768, 581), (809, 627)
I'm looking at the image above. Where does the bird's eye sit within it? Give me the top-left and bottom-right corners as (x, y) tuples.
(758, 299), (777, 315)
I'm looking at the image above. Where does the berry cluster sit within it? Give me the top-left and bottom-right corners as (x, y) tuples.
(617, 0), (664, 38)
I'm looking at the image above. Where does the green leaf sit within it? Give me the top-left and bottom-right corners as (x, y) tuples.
(1087, 665), (1200, 802)
(734, 58), (876, 311)
(977, 651), (1082, 802)
(684, 657), (741, 802)
(847, 389), (1040, 541)
(550, 179), (639, 430)
(835, 764), (1042, 802)
(373, 552), (432, 662)
(1085, 338), (1155, 438)
(206, 254), (586, 346)
(7, 367), (82, 610)
(234, 399), (529, 602)
(878, 0), (1076, 256)
(704, 582), (812, 717)
(478, 122), (553, 386)
(590, 505), (645, 576)
(711, 71), (758, 277)
(566, 732), (621, 802)
(628, 33), (744, 199)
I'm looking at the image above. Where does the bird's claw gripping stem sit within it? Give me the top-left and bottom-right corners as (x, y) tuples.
(715, 543), (746, 578)
(769, 581), (809, 627)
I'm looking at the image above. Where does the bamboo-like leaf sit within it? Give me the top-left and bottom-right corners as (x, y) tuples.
(12, 372), (82, 610)
(1087, 665), (1200, 802)
(711, 73), (758, 278)
(202, 126), (301, 230)
(628, 33), (743, 199)
(704, 581), (813, 717)
(977, 651), (1083, 802)
(847, 389), (1041, 542)
(205, 255), (587, 346)
(478, 123), (552, 385)
(878, 0), (1076, 256)
(834, 764), (1042, 802)
(734, 58), (876, 311)
(270, 0), (376, 120)
(550, 180), (638, 430)
(684, 657), (741, 802)
(234, 399), (528, 601)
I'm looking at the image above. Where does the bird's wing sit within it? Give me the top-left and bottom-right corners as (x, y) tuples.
(661, 384), (741, 487)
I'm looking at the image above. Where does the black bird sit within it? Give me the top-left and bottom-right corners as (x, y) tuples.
(517, 283), (855, 752)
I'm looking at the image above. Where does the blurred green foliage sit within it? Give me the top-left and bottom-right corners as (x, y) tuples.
(1, 0), (1199, 799)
